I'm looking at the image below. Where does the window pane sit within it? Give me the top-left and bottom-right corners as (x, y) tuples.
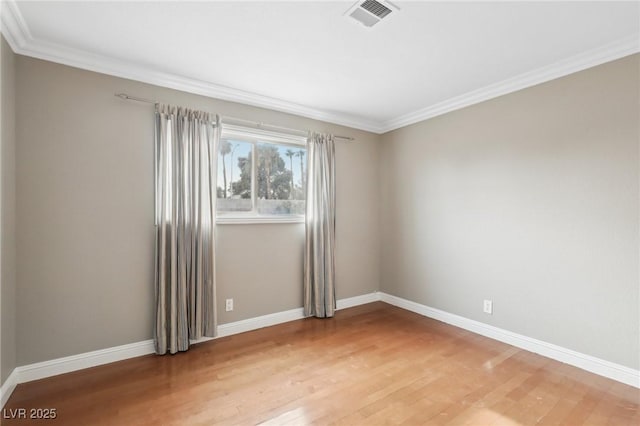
(256, 143), (306, 215)
(217, 139), (252, 213)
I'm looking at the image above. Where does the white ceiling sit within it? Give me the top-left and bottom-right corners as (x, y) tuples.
(2, 1), (639, 133)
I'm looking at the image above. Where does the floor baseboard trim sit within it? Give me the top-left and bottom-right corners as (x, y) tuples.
(7, 290), (633, 408)
(17, 340), (156, 385)
(1, 291), (380, 407)
(379, 292), (640, 388)
(0, 369), (18, 408)
(217, 307), (305, 338)
(215, 292), (381, 338)
(336, 292), (380, 310)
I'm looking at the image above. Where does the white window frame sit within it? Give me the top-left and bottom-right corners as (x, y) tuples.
(216, 123), (307, 225)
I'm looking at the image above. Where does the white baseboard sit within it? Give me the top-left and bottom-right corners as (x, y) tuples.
(16, 340), (156, 385)
(213, 292), (381, 339)
(1, 292), (380, 407)
(379, 292), (640, 389)
(0, 369), (18, 408)
(217, 307), (304, 338)
(336, 292), (380, 310)
(4, 290), (635, 410)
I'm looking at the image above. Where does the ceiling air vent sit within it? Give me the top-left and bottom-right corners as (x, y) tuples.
(345, 0), (398, 28)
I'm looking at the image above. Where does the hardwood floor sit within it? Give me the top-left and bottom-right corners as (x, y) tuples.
(3, 302), (638, 425)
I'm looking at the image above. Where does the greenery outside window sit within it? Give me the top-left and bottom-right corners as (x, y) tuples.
(216, 124), (307, 223)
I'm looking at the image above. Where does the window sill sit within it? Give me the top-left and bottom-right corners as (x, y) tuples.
(216, 215), (305, 225)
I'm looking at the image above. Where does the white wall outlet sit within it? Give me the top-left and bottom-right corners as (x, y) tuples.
(483, 299), (493, 314)
(225, 298), (233, 312)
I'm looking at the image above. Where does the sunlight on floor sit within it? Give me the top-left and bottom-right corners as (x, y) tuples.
(258, 407), (309, 425)
(257, 405), (524, 425)
(460, 408), (524, 425)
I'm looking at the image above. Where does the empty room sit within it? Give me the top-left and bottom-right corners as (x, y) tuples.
(0, 1), (638, 425)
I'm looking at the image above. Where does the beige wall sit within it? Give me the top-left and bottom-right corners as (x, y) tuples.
(15, 56), (381, 365)
(380, 54), (639, 369)
(1, 35), (17, 384)
(8, 44), (638, 373)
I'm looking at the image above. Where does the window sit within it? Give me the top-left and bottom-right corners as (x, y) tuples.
(216, 124), (307, 223)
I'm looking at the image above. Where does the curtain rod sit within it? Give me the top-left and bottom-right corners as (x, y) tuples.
(115, 93), (355, 141)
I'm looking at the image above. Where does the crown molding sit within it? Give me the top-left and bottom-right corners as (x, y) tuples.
(380, 34), (640, 133)
(0, 0), (31, 50)
(1, 0), (638, 135)
(0, 1), (383, 134)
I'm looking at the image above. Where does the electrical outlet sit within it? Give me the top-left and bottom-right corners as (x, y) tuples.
(483, 299), (493, 314)
(225, 298), (233, 312)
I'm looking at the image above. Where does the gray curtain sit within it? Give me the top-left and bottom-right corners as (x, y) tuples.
(154, 104), (219, 355)
(304, 132), (337, 318)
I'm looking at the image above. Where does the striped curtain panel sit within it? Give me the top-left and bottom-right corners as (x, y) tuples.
(304, 132), (337, 318)
(154, 105), (219, 355)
